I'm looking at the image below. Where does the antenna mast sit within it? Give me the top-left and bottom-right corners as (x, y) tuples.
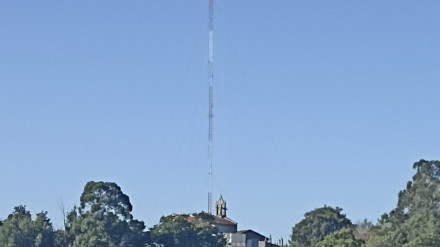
(208, 0), (214, 215)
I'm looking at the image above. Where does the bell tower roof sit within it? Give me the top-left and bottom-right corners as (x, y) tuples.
(217, 195), (225, 203)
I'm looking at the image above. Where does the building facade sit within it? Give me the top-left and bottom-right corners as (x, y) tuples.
(213, 196), (279, 247)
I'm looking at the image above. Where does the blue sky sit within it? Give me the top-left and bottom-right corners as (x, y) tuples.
(1, 0), (440, 240)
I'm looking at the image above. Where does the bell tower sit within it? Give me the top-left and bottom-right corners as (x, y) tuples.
(213, 195), (237, 234)
(215, 195), (227, 218)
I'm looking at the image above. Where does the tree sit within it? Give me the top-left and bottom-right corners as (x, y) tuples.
(289, 206), (352, 247)
(0, 205), (55, 247)
(34, 211), (56, 247)
(80, 181), (133, 220)
(66, 181), (149, 247)
(54, 229), (70, 247)
(313, 228), (364, 247)
(150, 212), (226, 247)
(366, 160), (440, 247)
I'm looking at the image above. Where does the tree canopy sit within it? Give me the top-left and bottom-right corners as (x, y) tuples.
(66, 181), (149, 247)
(80, 181), (133, 220)
(0, 206), (55, 247)
(313, 228), (363, 247)
(0, 181), (229, 247)
(150, 212), (226, 247)
(5, 160), (440, 246)
(366, 160), (440, 247)
(289, 206), (352, 247)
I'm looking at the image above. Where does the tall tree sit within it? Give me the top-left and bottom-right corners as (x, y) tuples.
(289, 206), (352, 247)
(0, 205), (55, 247)
(34, 211), (55, 247)
(66, 181), (149, 247)
(366, 160), (440, 247)
(80, 181), (133, 220)
(150, 212), (226, 247)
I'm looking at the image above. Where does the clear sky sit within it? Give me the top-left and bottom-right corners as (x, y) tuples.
(1, 0), (440, 241)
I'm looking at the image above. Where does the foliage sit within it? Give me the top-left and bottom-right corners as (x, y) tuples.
(366, 160), (440, 247)
(289, 206), (352, 247)
(54, 229), (69, 247)
(313, 228), (364, 247)
(149, 212), (226, 247)
(80, 181), (133, 220)
(34, 211), (56, 247)
(0, 205), (55, 247)
(66, 181), (149, 247)
(7, 160), (440, 247)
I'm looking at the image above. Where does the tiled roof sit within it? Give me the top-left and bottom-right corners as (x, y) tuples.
(237, 229), (267, 239)
(214, 216), (237, 225)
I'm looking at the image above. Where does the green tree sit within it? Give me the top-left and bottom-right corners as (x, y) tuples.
(289, 206), (352, 247)
(66, 181), (149, 247)
(366, 160), (440, 247)
(34, 211), (56, 247)
(150, 212), (226, 247)
(313, 228), (364, 247)
(364, 223), (395, 247)
(54, 229), (69, 247)
(0, 205), (55, 247)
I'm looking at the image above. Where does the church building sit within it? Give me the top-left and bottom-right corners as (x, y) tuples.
(213, 196), (279, 247)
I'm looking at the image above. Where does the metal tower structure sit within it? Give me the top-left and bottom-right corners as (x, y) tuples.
(207, 0), (214, 215)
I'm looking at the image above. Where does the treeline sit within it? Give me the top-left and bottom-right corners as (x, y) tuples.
(1, 160), (440, 246)
(0, 181), (225, 247)
(289, 159), (440, 247)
